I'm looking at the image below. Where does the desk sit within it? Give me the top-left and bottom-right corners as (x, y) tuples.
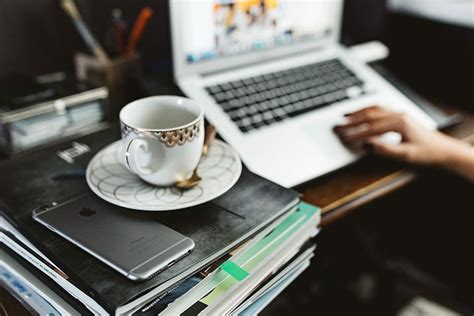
(2, 80), (474, 315)
(299, 106), (474, 227)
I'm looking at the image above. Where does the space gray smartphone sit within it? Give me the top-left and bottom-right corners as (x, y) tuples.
(32, 194), (195, 281)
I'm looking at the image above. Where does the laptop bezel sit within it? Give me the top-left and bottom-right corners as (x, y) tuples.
(170, 0), (344, 80)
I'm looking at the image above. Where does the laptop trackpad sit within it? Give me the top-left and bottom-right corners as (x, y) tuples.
(301, 120), (358, 161)
(244, 127), (331, 186)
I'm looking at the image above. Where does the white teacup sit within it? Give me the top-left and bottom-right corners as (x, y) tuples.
(119, 96), (204, 186)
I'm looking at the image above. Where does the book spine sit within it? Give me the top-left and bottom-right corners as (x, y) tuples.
(1, 232), (110, 315)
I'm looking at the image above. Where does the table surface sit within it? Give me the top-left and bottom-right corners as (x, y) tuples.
(2, 77), (474, 314)
(3, 104), (472, 315)
(299, 105), (474, 227)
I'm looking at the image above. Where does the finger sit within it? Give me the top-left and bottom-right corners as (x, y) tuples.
(334, 114), (388, 132)
(334, 112), (393, 134)
(344, 105), (385, 121)
(340, 116), (402, 142)
(335, 106), (390, 133)
(344, 105), (383, 117)
(366, 139), (411, 161)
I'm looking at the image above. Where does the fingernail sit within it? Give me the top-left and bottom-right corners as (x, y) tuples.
(333, 125), (342, 132)
(362, 142), (374, 152)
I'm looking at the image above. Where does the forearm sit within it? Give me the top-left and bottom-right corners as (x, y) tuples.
(439, 138), (474, 182)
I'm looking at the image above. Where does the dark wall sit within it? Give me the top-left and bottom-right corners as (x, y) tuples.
(0, 0), (388, 78)
(385, 13), (474, 109)
(341, 0), (388, 45)
(0, 0), (80, 75)
(1, 0), (472, 109)
(0, 0), (171, 77)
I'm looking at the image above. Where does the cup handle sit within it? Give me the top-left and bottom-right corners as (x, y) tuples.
(121, 137), (159, 175)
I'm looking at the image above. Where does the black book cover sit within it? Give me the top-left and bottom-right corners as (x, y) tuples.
(0, 126), (299, 314)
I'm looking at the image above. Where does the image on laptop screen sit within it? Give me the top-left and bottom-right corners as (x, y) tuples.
(181, 0), (336, 64)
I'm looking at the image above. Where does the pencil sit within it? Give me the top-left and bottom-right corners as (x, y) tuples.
(61, 0), (110, 63)
(126, 7), (154, 55)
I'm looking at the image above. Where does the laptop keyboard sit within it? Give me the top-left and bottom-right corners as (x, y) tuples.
(205, 59), (368, 133)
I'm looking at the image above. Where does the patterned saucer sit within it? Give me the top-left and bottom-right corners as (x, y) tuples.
(86, 139), (242, 211)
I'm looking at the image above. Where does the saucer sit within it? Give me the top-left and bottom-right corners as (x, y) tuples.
(86, 139), (242, 211)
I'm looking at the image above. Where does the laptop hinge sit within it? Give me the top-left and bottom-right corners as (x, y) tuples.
(200, 46), (326, 78)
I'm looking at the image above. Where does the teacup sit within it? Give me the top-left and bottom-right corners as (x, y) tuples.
(119, 96), (204, 186)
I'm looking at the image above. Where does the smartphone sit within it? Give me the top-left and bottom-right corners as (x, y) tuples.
(32, 193), (195, 281)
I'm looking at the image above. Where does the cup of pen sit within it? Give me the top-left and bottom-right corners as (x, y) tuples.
(63, 0), (154, 114)
(119, 96), (205, 186)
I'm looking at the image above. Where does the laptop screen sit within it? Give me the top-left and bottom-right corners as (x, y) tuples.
(181, 0), (337, 65)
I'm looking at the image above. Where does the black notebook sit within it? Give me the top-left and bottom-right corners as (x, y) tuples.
(0, 127), (300, 314)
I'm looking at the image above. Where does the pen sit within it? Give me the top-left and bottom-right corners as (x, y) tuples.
(60, 0), (110, 63)
(126, 7), (154, 55)
(112, 8), (126, 56)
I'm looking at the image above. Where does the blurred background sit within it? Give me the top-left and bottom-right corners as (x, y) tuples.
(1, 1), (473, 315)
(1, 0), (472, 109)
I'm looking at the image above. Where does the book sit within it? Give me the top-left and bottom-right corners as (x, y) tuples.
(234, 247), (314, 315)
(134, 207), (319, 316)
(0, 126), (301, 315)
(161, 203), (319, 315)
(1, 246), (87, 315)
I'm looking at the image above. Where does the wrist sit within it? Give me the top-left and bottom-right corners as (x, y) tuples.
(429, 133), (458, 167)
(440, 138), (474, 180)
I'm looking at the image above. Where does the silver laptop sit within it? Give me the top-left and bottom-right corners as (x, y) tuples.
(170, 0), (436, 188)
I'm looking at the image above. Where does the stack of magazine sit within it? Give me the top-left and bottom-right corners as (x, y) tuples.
(0, 128), (321, 315)
(148, 203), (319, 316)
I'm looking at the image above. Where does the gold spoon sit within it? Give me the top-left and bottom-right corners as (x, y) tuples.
(176, 125), (216, 190)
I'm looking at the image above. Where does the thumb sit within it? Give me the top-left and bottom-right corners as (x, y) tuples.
(368, 139), (411, 161)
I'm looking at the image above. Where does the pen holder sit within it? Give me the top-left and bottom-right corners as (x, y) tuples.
(75, 53), (143, 119)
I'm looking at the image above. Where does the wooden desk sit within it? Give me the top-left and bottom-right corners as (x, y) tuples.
(299, 106), (474, 227)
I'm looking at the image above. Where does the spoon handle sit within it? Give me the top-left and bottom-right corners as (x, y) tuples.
(203, 125), (217, 156)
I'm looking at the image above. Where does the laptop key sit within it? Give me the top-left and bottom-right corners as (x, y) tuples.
(246, 94), (258, 105)
(248, 105), (259, 115)
(273, 108), (286, 117)
(245, 86), (257, 95)
(207, 85), (221, 95)
(237, 116), (251, 126)
(263, 111), (274, 120)
(293, 101), (305, 111)
(263, 90), (275, 99)
(214, 92), (227, 102)
(303, 99), (313, 108)
(224, 91), (235, 99)
(251, 113), (263, 123)
(262, 73), (274, 81)
(252, 75), (265, 83)
(231, 80), (243, 89)
(235, 88), (247, 97)
(288, 101), (329, 118)
(242, 77), (254, 85)
(279, 96), (290, 106)
(283, 104), (296, 114)
(255, 92), (267, 102)
(220, 101), (234, 112)
(334, 90), (347, 101)
(228, 99), (243, 109)
(239, 125), (250, 133)
(220, 83), (233, 91)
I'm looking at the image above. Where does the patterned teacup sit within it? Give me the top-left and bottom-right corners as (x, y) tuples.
(119, 96), (204, 186)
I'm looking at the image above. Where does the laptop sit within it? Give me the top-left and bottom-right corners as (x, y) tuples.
(170, 0), (436, 188)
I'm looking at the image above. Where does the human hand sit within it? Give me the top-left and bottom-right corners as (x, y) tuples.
(333, 106), (469, 168)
